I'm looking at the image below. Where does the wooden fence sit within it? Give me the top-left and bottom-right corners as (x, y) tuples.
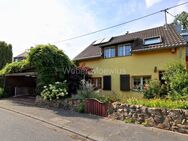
(85, 98), (109, 117)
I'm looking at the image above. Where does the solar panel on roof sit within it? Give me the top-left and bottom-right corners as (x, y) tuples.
(101, 37), (112, 43)
(93, 38), (104, 45)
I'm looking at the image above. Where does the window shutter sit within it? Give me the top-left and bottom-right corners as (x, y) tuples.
(120, 75), (130, 91)
(103, 76), (111, 90)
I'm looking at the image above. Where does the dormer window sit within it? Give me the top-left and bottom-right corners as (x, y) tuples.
(118, 44), (132, 56)
(104, 47), (115, 58)
(144, 36), (162, 45)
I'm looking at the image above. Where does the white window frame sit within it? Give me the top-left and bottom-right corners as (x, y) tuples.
(104, 47), (115, 58)
(118, 44), (132, 56)
(132, 76), (151, 91)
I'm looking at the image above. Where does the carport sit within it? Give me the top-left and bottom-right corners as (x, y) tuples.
(4, 72), (37, 97)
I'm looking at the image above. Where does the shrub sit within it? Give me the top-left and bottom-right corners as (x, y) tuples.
(41, 81), (68, 101)
(90, 93), (111, 103)
(76, 102), (85, 113)
(162, 62), (188, 100)
(0, 87), (4, 98)
(76, 81), (113, 103)
(77, 80), (96, 99)
(143, 80), (161, 99)
(67, 65), (92, 95)
(124, 118), (135, 123)
(127, 98), (188, 109)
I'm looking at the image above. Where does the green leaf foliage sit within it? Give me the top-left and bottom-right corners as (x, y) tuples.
(143, 80), (161, 99)
(174, 11), (188, 29)
(28, 44), (72, 93)
(0, 60), (30, 75)
(76, 102), (85, 113)
(0, 41), (13, 70)
(162, 62), (188, 100)
(127, 98), (188, 109)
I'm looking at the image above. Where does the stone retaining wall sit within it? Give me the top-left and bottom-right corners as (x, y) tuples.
(35, 96), (188, 134)
(35, 96), (82, 111)
(108, 102), (188, 134)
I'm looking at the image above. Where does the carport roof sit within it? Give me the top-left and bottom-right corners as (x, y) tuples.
(5, 72), (37, 77)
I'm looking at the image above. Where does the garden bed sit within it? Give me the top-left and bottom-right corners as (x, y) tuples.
(127, 98), (188, 109)
(108, 101), (188, 134)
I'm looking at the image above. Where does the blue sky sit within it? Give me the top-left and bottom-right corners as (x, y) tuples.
(0, 0), (188, 59)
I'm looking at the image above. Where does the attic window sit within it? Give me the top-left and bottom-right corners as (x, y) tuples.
(144, 36), (162, 45)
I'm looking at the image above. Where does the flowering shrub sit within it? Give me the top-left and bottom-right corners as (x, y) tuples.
(162, 62), (188, 100)
(41, 81), (68, 101)
(143, 80), (161, 99)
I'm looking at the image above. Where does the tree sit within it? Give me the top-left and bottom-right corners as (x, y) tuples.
(174, 11), (188, 29)
(0, 41), (12, 69)
(28, 44), (72, 93)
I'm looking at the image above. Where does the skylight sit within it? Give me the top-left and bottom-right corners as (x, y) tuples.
(144, 36), (161, 45)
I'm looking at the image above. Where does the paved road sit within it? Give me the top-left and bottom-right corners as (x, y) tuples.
(0, 109), (90, 141)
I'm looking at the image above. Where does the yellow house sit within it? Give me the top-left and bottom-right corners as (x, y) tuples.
(74, 24), (188, 98)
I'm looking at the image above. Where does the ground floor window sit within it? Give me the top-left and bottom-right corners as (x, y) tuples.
(132, 76), (151, 91)
(91, 77), (102, 90)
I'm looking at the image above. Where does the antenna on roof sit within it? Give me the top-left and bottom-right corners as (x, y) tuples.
(163, 9), (168, 29)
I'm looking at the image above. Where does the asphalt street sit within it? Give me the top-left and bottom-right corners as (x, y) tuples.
(0, 108), (90, 141)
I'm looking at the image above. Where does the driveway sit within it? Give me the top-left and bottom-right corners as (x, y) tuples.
(0, 98), (187, 141)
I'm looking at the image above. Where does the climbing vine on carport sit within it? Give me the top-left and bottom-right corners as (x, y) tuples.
(28, 44), (73, 94)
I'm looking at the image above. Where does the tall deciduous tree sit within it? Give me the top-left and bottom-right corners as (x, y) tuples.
(0, 41), (13, 69)
(174, 11), (188, 29)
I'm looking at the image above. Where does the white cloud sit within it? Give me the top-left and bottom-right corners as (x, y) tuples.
(0, 0), (182, 60)
(145, 0), (163, 8)
(0, 0), (97, 59)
